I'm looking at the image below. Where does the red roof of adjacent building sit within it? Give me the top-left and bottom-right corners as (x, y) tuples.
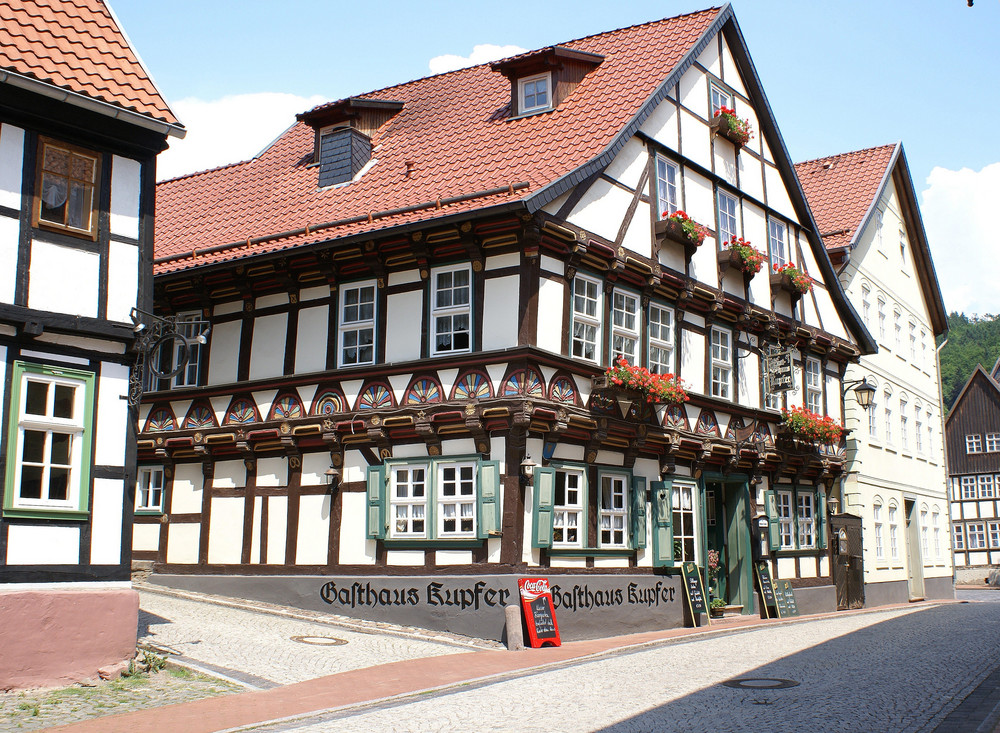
(153, 8), (723, 274)
(794, 144), (897, 252)
(0, 0), (180, 127)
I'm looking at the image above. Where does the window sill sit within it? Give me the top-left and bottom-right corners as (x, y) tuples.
(548, 547), (635, 557)
(775, 548), (821, 557)
(3, 507), (89, 521)
(383, 539), (483, 549)
(135, 510), (165, 517)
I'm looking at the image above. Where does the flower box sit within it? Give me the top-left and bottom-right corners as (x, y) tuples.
(779, 406), (843, 445)
(601, 357), (689, 405)
(710, 107), (753, 150)
(655, 211), (710, 261)
(718, 237), (766, 279)
(770, 264), (813, 305)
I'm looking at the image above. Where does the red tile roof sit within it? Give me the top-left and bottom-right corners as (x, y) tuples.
(0, 0), (180, 127)
(794, 144), (897, 252)
(153, 8), (723, 274)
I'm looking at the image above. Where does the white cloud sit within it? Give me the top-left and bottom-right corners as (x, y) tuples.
(158, 92), (329, 181)
(428, 44), (526, 74)
(921, 162), (1000, 316)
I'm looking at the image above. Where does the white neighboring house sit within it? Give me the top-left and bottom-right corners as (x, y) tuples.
(0, 0), (183, 689)
(797, 143), (952, 606)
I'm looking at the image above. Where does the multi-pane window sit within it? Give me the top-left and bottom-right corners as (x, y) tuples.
(390, 465), (427, 538)
(921, 330), (928, 370)
(710, 83), (732, 115)
(717, 190), (738, 245)
(777, 491), (794, 549)
(437, 462), (476, 537)
(927, 421), (934, 460)
(518, 73), (550, 113)
(877, 297), (886, 340)
(990, 522), (1000, 549)
(672, 482), (697, 562)
(611, 289), (640, 364)
(874, 503), (884, 560)
(339, 281), (376, 367)
(884, 392), (893, 444)
(909, 322), (917, 361)
(136, 467), (164, 512)
(710, 326), (732, 399)
(979, 474), (995, 499)
(967, 434), (983, 454)
(572, 276), (602, 363)
(599, 474), (628, 548)
(797, 493), (815, 549)
(888, 505), (899, 560)
(656, 155), (679, 218)
(893, 308), (901, 351)
(968, 522), (987, 550)
(861, 285), (871, 325)
(899, 398), (908, 450)
(915, 409), (923, 453)
(987, 433), (1000, 452)
(899, 227), (907, 263)
(961, 476), (977, 500)
(932, 512), (941, 558)
(647, 304), (674, 375)
(769, 219), (788, 268)
(552, 468), (584, 548)
(171, 312), (206, 388)
(953, 524), (965, 551)
(431, 266), (472, 356)
(34, 138), (99, 238)
(920, 509), (928, 555)
(805, 358), (822, 414)
(868, 396), (878, 438)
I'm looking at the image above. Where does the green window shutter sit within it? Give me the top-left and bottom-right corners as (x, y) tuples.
(816, 490), (827, 549)
(765, 489), (780, 552)
(366, 464), (386, 540)
(631, 475), (647, 549)
(532, 466), (556, 548)
(477, 460), (501, 539)
(650, 479), (674, 567)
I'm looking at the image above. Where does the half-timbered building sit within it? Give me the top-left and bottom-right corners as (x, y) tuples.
(946, 361), (1000, 580)
(796, 144), (952, 608)
(0, 0), (183, 688)
(136, 6), (874, 640)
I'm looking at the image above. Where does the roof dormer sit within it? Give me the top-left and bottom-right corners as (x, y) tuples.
(297, 98), (403, 186)
(491, 46), (603, 118)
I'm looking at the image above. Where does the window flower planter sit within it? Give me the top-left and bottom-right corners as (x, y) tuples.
(779, 406), (843, 445)
(718, 237), (766, 281)
(594, 357), (689, 406)
(655, 210), (711, 261)
(710, 106), (753, 150)
(770, 264), (813, 295)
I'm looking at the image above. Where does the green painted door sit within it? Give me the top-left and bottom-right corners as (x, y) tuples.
(724, 482), (752, 612)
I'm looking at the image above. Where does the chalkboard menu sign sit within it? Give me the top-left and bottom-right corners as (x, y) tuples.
(755, 562), (777, 618)
(518, 578), (561, 648)
(776, 579), (800, 617)
(681, 561), (708, 624)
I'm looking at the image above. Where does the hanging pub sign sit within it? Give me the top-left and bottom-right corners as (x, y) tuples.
(518, 578), (561, 648)
(764, 348), (794, 394)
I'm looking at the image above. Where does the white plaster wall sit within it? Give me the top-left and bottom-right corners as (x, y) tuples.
(482, 275), (519, 351)
(300, 285), (330, 301)
(301, 452), (330, 487)
(741, 155), (765, 203)
(435, 550), (473, 565)
(207, 320), (241, 385)
(696, 36), (720, 75)
(166, 523), (201, 564)
(679, 66), (707, 119)
(0, 217), (18, 304)
(28, 240), (99, 317)
(540, 255), (564, 276)
(338, 491), (375, 565)
(295, 494), (331, 565)
(266, 496), (288, 564)
(679, 109), (711, 170)
(214, 301), (242, 317)
(387, 551), (425, 566)
(94, 361), (129, 467)
(250, 496), (262, 564)
(764, 164), (795, 220)
(485, 253), (519, 270)
(536, 277), (564, 354)
(109, 155), (141, 239)
(207, 497), (244, 564)
(605, 137), (649, 191)
(623, 201), (653, 259)
(680, 326), (705, 394)
(213, 460), (246, 490)
(385, 290), (422, 363)
(256, 293), (288, 309)
(388, 269), (420, 287)
(105, 241), (138, 323)
(567, 180), (630, 243)
(249, 313), (287, 380)
(132, 523), (160, 553)
(295, 306), (328, 375)
(639, 95), (679, 150)
(6, 525), (79, 565)
(0, 124), (24, 210)
(171, 463), (204, 514)
(256, 456), (287, 488)
(89, 478), (124, 564)
(252, 389), (278, 421)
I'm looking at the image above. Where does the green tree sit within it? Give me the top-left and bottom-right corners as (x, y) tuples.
(938, 312), (1000, 411)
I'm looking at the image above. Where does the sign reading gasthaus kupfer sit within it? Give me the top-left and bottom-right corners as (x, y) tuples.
(764, 348), (794, 394)
(518, 577), (561, 648)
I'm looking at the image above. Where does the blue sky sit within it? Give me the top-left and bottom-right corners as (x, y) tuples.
(109, 0), (1000, 316)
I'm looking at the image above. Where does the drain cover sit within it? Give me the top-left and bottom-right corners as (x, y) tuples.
(722, 678), (799, 690)
(290, 635), (348, 646)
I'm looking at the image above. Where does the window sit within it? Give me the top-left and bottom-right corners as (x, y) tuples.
(877, 297), (886, 341)
(899, 227), (907, 263)
(990, 521), (1000, 549)
(156, 312), (208, 389)
(888, 505), (899, 560)
(884, 391), (893, 444)
(710, 83), (732, 115)
(915, 409), (923, 453)
(920, 509), (928, 555)
(339, 281), (376, 367)
(805, 358), (822, 414)
(552, 468), (585, 548)
(437, 462), (477, 537)
(979, 474), (995, 499)
(647, 304), (674, 375)
(967, 434), (983, 454)
(987, 433), (1000, 452)
(933, 512), (941, 558)
(769, 219), (788, 268)
(909, 322), (917, 361)
(874, 503), (884, 560)
(893, 308), (901, 351)
(599, 473), (628, 548)
(518, 73), (551, 114)
(136, 467), (165, 513)
(390, 464), (427, 538)
(921, 330), (928, 370)
(899, 398), (908, 450)
(953, 524), (965, 551)
(968, 522), (987, 550)
(717, 190), (738, 246)
(927, 421), (934, 460)
(769, 487), (822, 551)
(777, 490), (794, 549)
(710, 327), (732, 399)
(961, 476), (977, 500)
(611, 289), (640, 365)
(3, 362), (95, 518)
(571, 275), (602, 363)
(431, 265), (472, 356)
(34, 138), (100, 239)
(655, 155), (679, 218)
(672, 482), (697, 562)
(868, 395), (878, 438)
(797, 492), (815, 549)
(861, 285), (871, 325)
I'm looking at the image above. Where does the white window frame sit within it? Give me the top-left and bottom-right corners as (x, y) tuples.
(430, 264), (472, 357)
(967, 434), (983, 454)
(933, 512), (941, 558)
(797, 492), (815, 549)
(990, 521), (1000, 549)
(987, 433), (1000, 452)
(672, 481), (698, 563)
(777, 490), (794, 549)
(915, 408), (923, 453)
(709, 83), (732, 115)
(598, 472), (629, 549)
(611, 288), (640, 365)
(920, 509), (928, 555)
(877, 297), (886, 341)
(883, 391), (893, 445)
(861, 285), (871, 325)
(909, 321), (917, 361)
(953, 524), (965, 551)
(979, 474), (995, 499)
(717, 190), (738, 246)
(968, 521), (987, 550)
(647, 303), (675, 375)
(804, 358), (822, 414)
(436, 461), (477, 538)
(338, 280), (377, 368)
(571, 275), (602, 364)
(172, 312), (206, 388)
(768, 218), (788, 269)
(710, 326), (733, 400)
(874, 503), (884, 560)
(899, 398), (908, 451)
(888, 504), (899, 560)
(961, 476), (977, 500)
(552, 467), (586, 548)
(389, 464), (429, 538)
(518, 72), (551, 114)
(136, 466), (165, 513)
(868, 396), (878, 439)
(655, 155), (679, 218)
(893, 308), (901, 351)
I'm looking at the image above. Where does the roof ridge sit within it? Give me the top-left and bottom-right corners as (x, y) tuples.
(795, 142), (898, 167)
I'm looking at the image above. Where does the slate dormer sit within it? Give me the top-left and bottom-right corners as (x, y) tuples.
(490, 45), (604, 117)
(297, 98), (403, 186)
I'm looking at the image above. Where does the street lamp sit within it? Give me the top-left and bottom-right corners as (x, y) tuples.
(520, 455), (538, 487)
(325, 466), (341, 494)
(844, 378), (876, 411)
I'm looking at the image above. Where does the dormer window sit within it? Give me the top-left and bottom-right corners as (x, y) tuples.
(519, 73), (551, 114)
(491, 46), (603, 118)
(710, 83), (733, 116)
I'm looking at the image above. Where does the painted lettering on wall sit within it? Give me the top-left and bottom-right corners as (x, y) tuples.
(550, 581), (676, 612)
(319, 580), (510, 612)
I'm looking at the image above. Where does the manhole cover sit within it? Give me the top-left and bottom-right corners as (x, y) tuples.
(722, 678), (799, 690)
(290, 635), (348, 646)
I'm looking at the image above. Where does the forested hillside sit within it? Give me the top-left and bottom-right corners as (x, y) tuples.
(939, 313), (1000, 412)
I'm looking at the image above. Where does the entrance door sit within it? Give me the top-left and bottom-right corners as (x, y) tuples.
(905, 499), (925, 601)
(830, 513), (865, 610)
(705, 480), (752, 612)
